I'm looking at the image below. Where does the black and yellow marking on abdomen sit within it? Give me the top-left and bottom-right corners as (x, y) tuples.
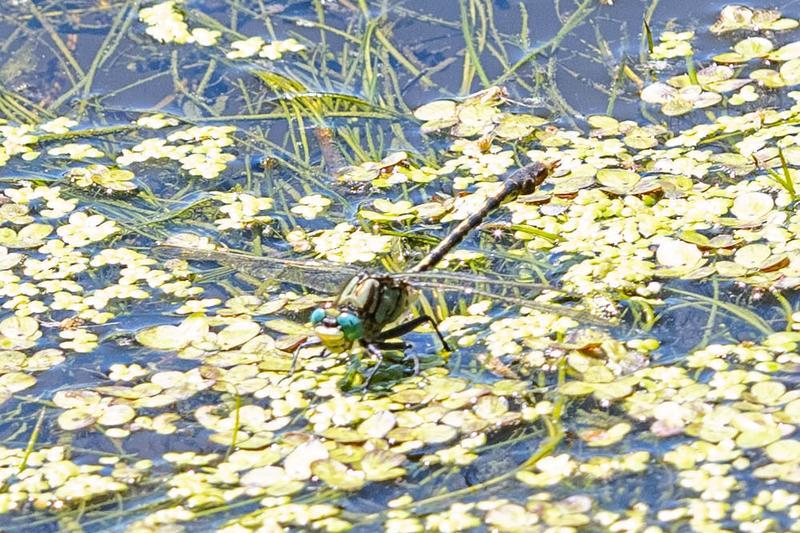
(408, 161), (552, 274)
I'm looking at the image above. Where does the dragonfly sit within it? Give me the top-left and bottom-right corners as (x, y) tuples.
(160, 161), (603, 386)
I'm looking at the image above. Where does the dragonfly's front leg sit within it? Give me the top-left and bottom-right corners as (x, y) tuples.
(290, 337), (324, 374)
(377, 314), (451, 351)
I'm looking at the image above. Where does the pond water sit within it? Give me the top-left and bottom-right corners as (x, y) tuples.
(1, 0), (800, 531)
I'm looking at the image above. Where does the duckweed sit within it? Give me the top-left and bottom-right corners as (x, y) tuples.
(2, 1), (800, 531)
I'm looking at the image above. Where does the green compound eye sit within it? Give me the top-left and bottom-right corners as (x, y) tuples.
(310, 308), (326, 325)
(336, 312), (364, 341)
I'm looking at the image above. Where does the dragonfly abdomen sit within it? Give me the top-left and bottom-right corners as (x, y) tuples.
(408, 161), (552, 273)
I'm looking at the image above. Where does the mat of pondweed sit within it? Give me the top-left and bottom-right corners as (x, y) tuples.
(1, 1), (800, 531)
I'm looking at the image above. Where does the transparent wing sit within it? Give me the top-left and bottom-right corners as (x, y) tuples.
(155, 244), (359, 294)
(157, 244), (613, 325)
(391, 270), (560, 293)
(408, 279), (616, 326)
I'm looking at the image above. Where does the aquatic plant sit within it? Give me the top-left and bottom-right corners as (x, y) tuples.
(0, 1), (800, 531)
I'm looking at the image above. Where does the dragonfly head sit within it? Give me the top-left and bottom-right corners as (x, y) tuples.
(310, 305), (364, 352)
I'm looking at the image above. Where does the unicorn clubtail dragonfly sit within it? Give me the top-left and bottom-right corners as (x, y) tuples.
(161, 161), (606, 386)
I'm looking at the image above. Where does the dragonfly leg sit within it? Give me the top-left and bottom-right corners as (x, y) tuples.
(373, 341), (410, 350)
(363, 343), (385, 388)
(373, 341), (419, 376)
(307, 349), (330, 361)
(378, 315), (451, 351)
(290, 337), (323, 374)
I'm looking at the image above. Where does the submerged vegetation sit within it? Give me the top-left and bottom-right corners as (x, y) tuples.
(1, 0), (800, 531)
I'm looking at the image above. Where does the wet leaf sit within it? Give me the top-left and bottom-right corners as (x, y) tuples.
(311, 459), (366, 491)
(656, 239), (704, 269)
(731, 192), (773, 220)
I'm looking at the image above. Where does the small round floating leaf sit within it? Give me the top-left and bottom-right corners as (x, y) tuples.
(457, 102), (498, 129)
(216, 320), (260, 350)
(357, 411), (396, 439)
(656, 239), (703, 269)
(765, 439), (800, 462)
(734, 244), (772, 269)
(95, 168), (137, 192)
(97, 404), (136, 426)
(329, 445), (366, 464)
(706, 78), (751, 93)
(0, 372), (36, 393)
(762, 253), (789, 272)
(264, 319), (312, 335)
(624, 132), (658, 150)
(136, 325), (189, 351)
(596, 169), (641, 190)
(0, 316), (40, 342)
(473, 395), (509, 420)
(679, 231), (710, 247)
(750, 69), (786, 88)
(322, 427), (364, 443)
(360, 450), (405, 481)
(760, 13), (800, 32)
(265, 479), (305, 497)
(58, 408), (97, 431)
(53, 390), (101, 409)
(764, 331), (800, 349)
(579, 422), (632, 447)
(494, 114), (547, 140)
(731, 192), (773, 220)
(414, 423), (457, 444)
(311, 459), (366, 491)
(339, 164), (380, 183)
(688, 90), (722, 110)
(710, 153), (756, 175)
(733, 37), (774, 59)
(641, 83), (676, 104)
(708, 235), (740, 248)
(284, 440), (329, 480)
(594, 381), (634, 401)
(137, 314), (209, 351)
(661, 97), (699, 117)
(784, 399), (800, 423)
(714, 52), (749, 64)
(768, 41), (800, 62)
(420, 118), (459, 134)
(780, 58), (800, 85)
(750, 381), (787, 405)
(0, 250), (23, 270)
(239, 466), (286, 488)
(587, 115), (619, 131)
(716, 261), (748, 278)
(0, 223), (53, 248)
(413, 100), (457, 122)
(560, 381), (596, 396)
(391, 389), (430, 404)
(736, 424), (781, 448)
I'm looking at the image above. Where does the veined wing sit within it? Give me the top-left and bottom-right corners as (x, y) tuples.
(155, 244), (360, 294)
(407, 278), (616, 326)
(156, 244), (613, 324)
(390, 270), (561, 293)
